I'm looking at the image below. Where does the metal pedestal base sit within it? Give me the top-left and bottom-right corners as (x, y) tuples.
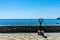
(37, 30), (47, 38)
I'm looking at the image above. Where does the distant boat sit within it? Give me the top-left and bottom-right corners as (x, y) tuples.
(57, 17), (60, 19)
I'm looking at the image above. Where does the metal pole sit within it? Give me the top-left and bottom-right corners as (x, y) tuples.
(38, 18), (47, 38)
(38, 18), (43, 31)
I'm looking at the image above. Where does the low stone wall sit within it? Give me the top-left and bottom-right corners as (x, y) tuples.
(43, 26), (60, 32)
(0, 26), (60, 33)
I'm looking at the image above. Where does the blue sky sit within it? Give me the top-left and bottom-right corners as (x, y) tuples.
(0, 0), (60, 19)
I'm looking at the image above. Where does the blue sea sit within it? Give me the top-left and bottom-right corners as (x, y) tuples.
(0, 19), (60, 26)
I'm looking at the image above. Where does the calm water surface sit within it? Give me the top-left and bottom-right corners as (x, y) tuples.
(0, 19), (60, 26)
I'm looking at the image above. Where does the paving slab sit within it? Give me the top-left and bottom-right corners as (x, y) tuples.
(0, 33), (60, 40)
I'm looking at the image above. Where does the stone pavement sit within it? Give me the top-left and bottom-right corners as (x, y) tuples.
(0, 33), (60, 40)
